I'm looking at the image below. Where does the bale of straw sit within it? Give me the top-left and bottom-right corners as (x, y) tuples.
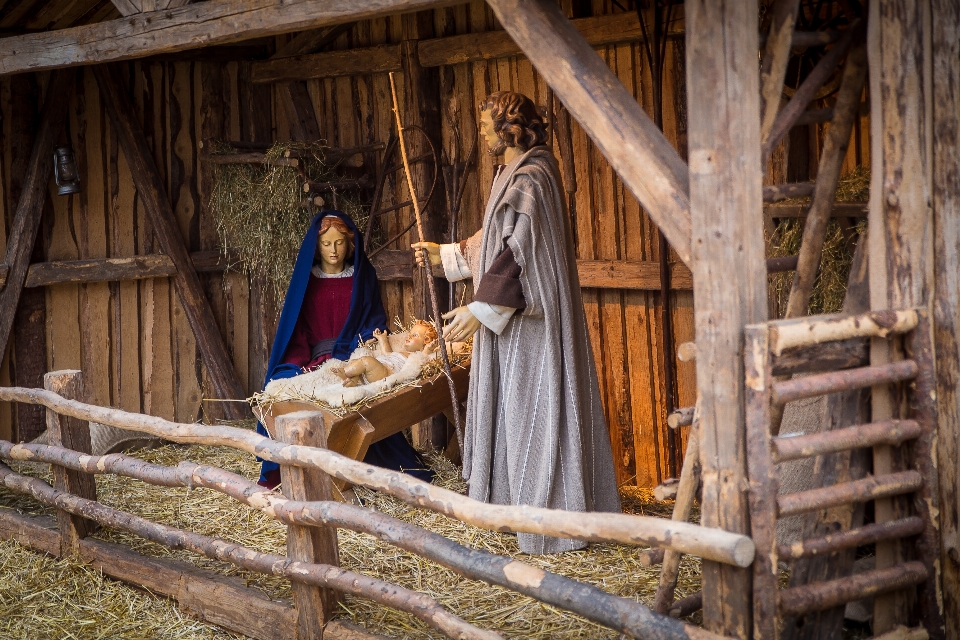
(208, 141), (370, 306)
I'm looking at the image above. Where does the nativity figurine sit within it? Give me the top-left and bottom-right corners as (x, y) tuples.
(334, 322), (439, 387)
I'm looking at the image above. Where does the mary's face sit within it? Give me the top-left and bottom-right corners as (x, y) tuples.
(317, 226), (348, 273)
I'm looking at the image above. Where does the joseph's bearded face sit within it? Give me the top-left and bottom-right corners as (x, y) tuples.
(479, 109), (507, 157)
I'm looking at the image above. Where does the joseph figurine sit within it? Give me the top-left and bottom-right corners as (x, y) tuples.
(414, 91), (621, 554)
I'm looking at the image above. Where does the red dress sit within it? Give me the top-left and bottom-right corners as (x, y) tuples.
(281, 274), (353, 370)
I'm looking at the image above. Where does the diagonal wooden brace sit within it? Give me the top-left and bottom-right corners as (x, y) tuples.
(93, 64), (247, 419)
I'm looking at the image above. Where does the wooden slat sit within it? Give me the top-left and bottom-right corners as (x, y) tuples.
(577, 260), (693, 290)
(778, 517), (926, 561)
(486, 0), (692, 267)
(94, 65), (247, 417)
(770, 337), (869, 376)
(779, 561), (928, 617)
(0, 0), (462, 76)
(773, 419), (921, 463)
(759, 0), (801, 147)
(771, 360), (918, 405)
(777, 470), (924, 518)
(768, 308), (919, 355)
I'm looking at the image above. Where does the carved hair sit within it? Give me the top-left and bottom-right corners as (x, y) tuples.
(317, 215), (355, 262)
(411, 320), (438, 344)
(479, 91), (548, 155)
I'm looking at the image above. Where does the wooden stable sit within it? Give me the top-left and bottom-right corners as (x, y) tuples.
(0, 0), (956, 638)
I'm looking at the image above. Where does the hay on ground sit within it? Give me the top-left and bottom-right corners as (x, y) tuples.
(0, 430), (701, 639)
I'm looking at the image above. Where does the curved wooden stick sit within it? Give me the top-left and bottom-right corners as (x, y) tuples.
(0, 440), (725, 640)
(0, 386), (754, 567)
(0, 462), (496, 640)
(387, 71), (464, 455)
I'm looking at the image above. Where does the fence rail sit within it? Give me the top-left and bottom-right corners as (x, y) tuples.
(0, 372), (742, 640)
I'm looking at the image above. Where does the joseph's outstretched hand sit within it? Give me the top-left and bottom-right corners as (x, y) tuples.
(442, 306), (480, 343)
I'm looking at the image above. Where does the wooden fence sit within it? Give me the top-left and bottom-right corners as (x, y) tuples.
(0, 369), (750, 640)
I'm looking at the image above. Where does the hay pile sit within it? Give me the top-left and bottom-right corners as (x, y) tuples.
(208, 141), (369, 306)
(767, 167), (869, 317)
(0, 435), (701, 639)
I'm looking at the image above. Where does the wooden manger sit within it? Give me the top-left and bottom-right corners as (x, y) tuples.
(254, 362), (470, 489)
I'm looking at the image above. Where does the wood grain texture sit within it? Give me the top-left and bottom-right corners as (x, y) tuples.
(0, 0), (462, 75)
(93, 65), (246, 418)
(685, 0), (766, 635)
(930, 0), (960, 633)
(43, 370), (97, 554)
(0, 71), (72, 416)
(276, 412), (340, 637)
(868, 0), (939, 634)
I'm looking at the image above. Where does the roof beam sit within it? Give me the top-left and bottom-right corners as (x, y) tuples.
(0, 0), (457, 75)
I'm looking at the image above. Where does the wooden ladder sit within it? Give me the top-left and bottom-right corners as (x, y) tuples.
(744, 308), (942, 639)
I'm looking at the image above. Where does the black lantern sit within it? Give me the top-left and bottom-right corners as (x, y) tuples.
(53, 145), (81, 195)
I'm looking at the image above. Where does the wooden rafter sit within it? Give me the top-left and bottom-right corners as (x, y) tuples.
(93, 65), (247, 418)
(485, 0), (692, 266)
(0, 0), (459, 76)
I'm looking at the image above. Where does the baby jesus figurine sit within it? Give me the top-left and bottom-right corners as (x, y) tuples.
(334, 321), (439, 388)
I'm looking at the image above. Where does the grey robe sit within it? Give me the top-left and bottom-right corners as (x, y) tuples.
(464, 146), (621, 554)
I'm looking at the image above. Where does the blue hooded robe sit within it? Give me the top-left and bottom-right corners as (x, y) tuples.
(257, 211), (433, 484)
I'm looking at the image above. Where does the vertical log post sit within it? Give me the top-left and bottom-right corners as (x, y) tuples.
(43, 370), (97, 555)
(685, 1), (767, 636)
(276, 411), (340, 637)
(867, 1), (940, 634)
(931, 0), (960, 634)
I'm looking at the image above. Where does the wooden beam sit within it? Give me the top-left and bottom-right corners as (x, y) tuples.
(254, 44), (401, 83)
(685, 0), (766, 635)
(372, 250), (695, 290)
(280, 81), (321, 142)
(931, 0), (960, 633)
(20, 251), (230, 288)
(93, 65), (247, 418)
(759, 0), (801, 148)
(0, 0), (460, 76)
(252, 13), (663, 83)
(110, 0), (140, 17)
(0, 70), (72, 390)
(868, 0), (942, 635)
(485, 0), (692, 267)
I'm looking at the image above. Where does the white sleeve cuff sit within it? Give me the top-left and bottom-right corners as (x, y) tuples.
(468, 301), (516, 335)
(440, 243), (471, 282)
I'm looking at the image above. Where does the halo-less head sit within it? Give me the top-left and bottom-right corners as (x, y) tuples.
(404, 320), (438, 352)
(478, 91), (549, 157)
(315, 216), (355, 273)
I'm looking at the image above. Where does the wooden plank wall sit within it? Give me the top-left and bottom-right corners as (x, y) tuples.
(0, 0), (871, 489)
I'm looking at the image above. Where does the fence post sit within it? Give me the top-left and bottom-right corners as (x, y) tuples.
(43, 370), (98, 555)
(276, 410), (340, 638)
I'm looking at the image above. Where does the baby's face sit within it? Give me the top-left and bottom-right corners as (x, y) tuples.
(404, 327), (430, 351)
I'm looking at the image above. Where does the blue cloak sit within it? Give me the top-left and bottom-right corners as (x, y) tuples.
(257, 211), (433, 484)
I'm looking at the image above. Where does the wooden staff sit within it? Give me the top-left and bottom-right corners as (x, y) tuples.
(387, 71), (464, 455)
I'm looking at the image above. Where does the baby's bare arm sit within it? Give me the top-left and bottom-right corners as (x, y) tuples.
(373, 328), (393, 354)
